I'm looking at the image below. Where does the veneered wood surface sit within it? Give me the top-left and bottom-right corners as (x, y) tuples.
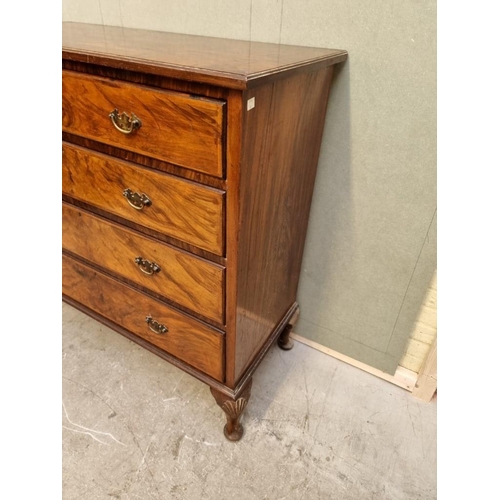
(230, 302), (299, 397)
(63, 254), (224, 381)
(63, 70), (225, 177)
(63, 196), (226, 265)
(63, 22), (347, 89)
(62, 143), (225, 255)
(63, 133), (227, 190)
(61, 62), (231, 190)
(61, 24), (346, 412)
(233, 67), (335, 381)
(222, 90), (244, 388)
(63, 59), (231, 102)
(62, 203), (225, 324)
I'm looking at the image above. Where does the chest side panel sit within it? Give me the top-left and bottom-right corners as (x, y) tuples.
(234, 66), (335, 381)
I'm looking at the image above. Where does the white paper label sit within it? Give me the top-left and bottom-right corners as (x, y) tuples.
(247, 97), (255, 111)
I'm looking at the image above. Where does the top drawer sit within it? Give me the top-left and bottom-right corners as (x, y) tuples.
(62, 71), (225, 178)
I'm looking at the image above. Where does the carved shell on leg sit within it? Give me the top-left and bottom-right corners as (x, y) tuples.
(221, 397), (248, 419)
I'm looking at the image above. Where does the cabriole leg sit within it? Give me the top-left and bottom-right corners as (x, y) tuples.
(210, 379), (252, 441)
(278, 306), (300, 350)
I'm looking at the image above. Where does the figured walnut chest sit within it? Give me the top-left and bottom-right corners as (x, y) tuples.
(62, 22), (347, 440)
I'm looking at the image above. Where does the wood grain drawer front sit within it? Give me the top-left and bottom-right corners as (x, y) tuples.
(62, 255), (224, 381)
(62, 204), (225, 324)
(62, 143), (224, 256)
(62, 70), (225, 177)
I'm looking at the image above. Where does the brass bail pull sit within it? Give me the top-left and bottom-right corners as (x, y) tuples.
(123, 188), (152, 210)
(109, 108), (142, 134)
(135, 257), (161, 275)
(145, 316), (168, 335)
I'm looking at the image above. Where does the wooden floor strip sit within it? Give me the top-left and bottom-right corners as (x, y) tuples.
(291, 333), (418, 392)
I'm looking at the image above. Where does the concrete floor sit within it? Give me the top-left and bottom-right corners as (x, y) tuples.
(62, 302), (437, 500)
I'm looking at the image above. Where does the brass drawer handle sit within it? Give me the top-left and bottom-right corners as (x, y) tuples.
(109, 108), (142, 135)
(123, 188), (152, 210)
(145, 316), (168, 335)
(135, 257), (161, 275)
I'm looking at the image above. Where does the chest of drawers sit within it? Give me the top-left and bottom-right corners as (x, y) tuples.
(62, 22), (347, 441)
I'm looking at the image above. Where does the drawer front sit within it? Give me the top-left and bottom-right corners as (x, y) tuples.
(62, 70), (225, 177)
(62, 143), (224, 256)
(62, 255), (225, 381)
(62, 204), (225, 324)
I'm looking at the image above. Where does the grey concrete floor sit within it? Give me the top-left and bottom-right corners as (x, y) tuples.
(62, 302), (437, 500)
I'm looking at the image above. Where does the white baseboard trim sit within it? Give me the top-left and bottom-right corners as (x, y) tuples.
(291, 333), (418, 392)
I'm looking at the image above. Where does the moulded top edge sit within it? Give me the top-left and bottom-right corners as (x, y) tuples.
(63, 22), (348, 89)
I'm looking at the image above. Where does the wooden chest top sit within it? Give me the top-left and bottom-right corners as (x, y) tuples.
(62, 22), (347, 89)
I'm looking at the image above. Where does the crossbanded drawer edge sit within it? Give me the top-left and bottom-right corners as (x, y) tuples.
(62, 70), (226, 178)
(62, 254), (225, 381)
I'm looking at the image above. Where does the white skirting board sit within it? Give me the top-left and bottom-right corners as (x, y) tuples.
(291, 272), (438, 402)
(291, 333), (436, 401)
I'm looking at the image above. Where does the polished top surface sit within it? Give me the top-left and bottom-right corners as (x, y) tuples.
(63, 22), (347, 88)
